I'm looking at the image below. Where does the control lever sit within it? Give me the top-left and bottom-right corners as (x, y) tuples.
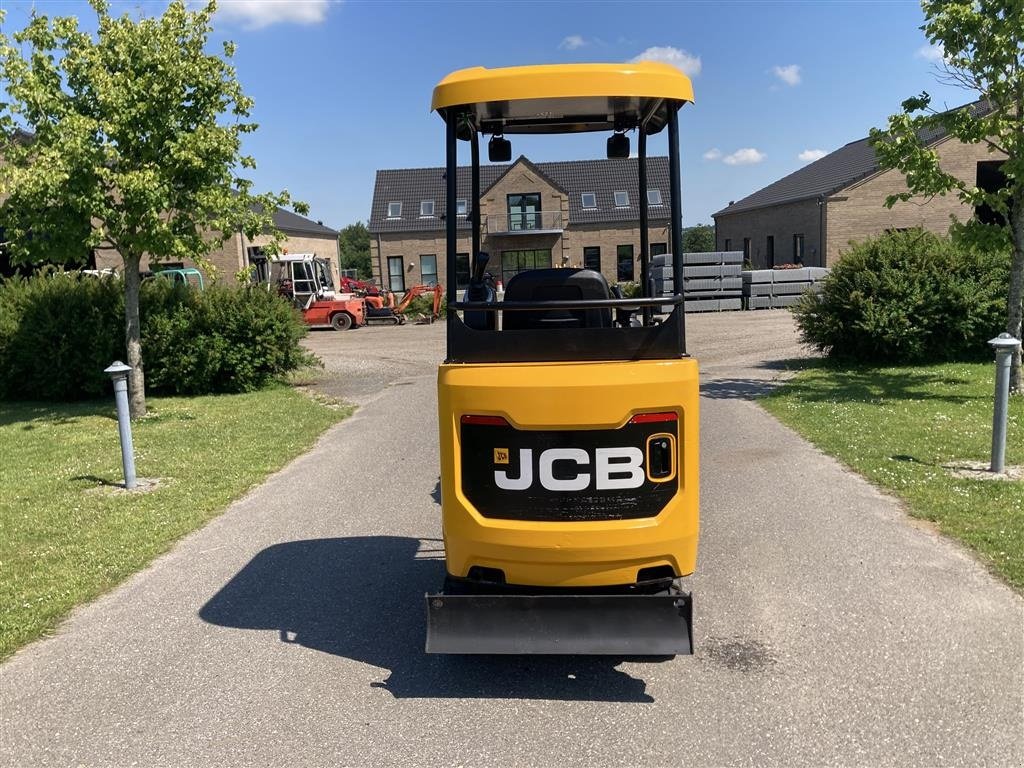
(464, 252), (496, 330)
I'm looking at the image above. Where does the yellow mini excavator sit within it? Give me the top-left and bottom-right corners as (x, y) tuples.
(426, 63), (699, 655)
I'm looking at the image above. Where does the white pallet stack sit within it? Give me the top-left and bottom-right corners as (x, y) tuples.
(651, 251), (744, 313)
(742, 267), (830, 309)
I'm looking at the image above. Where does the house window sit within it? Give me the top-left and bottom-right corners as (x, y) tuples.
(420, 200), (435, 217)
(387, 201), (402, 218)
(581, 192), (597, 209)
(977, 161), (1007, 225)
(583, 246), (601, 272)
(500, 248), (551, 285)
(420, 254), (438, 286)
(724, 238), (732, 251)
(245, 247), (268, 283)
(650, 243), (668, 257)
(614, 191), (630, 207)
(507, 193), (541, 230)
(388, 256), (405, 292)
(617, 244), (634, 281)
(455, 253), (471, 290)
(766, 236), (775, 268)
(456, 199), (468, 216)
(647, 189), (663, 206)
(743, 238), (751, 262)
(793, 234), (805, 263)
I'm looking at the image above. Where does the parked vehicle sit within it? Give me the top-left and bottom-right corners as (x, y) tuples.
(338, 276), (443, 326)
(152, 267), (205, 290)
(267, 254), (365, 331)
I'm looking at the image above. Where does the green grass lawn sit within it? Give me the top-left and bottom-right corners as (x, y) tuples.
(761, 361), (1024, 590)
(0, 387), (350, 659)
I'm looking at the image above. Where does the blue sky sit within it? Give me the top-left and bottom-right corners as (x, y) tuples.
(3, 0), (977, 229)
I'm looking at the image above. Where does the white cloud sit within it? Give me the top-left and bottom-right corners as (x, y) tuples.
(916, 43), (946, 62)
(771, 64), (801, 86)
(703, 148), (722, 161)
(723, 148), (766, 166)
(798, 149), (826, 162)
(559, 35), (587, 50)
(216, 0), (331, 29)
(630, 46), (702, 77)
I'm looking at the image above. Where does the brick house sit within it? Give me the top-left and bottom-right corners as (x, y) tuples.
(2, 130), (339, 284)
(93, 206), (340, 286)
(367, 156), (672, 292)
(713, 100), (1004, 268)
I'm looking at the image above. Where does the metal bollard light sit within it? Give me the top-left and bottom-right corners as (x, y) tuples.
(104, 361), (137, 490)
(988, 333), (1022, 474)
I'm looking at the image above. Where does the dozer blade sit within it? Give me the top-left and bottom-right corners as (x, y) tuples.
(425, 591), (693, 655)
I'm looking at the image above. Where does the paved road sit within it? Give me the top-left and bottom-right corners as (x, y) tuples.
(2, 312), (1022, 767)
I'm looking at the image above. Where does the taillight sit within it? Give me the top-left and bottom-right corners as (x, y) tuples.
(460, 414), (509, 426)
(628, 412), (678, 424)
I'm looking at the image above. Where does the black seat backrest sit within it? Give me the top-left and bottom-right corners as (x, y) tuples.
(502, 268), (612, 331)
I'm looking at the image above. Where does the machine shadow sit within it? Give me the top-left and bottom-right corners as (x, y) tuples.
(199, 536), (656, 703)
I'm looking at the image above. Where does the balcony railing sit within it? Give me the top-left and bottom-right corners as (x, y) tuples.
(484, 211), (564, 235)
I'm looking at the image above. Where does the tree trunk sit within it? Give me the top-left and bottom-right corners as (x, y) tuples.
(1008, 188), (1024, 394)
(123, 252), (147, 418)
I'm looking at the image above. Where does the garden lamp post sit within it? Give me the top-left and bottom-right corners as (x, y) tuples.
(104, 361), (137, 490)
(988, 333), (1022, 474)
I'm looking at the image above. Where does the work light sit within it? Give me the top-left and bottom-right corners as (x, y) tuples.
(607, 131), (630, 159)
(488, 134), (512, 162)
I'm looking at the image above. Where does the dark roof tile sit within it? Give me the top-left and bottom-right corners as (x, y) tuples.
(369, 156), (671, 233)
(713, 99), (991, 217)
(270, 206), (338, 236)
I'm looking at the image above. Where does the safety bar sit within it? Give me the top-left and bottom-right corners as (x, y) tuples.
(451, 295), (682, 312)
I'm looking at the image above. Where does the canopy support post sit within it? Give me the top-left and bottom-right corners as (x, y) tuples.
(445, 111), (458, 354)
(471, 129), (481, 272)
(668, 105), (686, 352)
(638, 129), (651, 326)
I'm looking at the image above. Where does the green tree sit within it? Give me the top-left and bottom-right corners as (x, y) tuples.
(0, 1), (306, 417)
(869, 0), (1023, 393)
(338, 221), (372, 279)
(681, 224), (714, 253)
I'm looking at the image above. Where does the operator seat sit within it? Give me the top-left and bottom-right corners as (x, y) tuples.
(501, 268), (612, 330)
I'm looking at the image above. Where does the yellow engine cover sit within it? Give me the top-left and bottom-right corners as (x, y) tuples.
(437, 358), (699, 588)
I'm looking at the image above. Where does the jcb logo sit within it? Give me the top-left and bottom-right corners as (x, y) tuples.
(494, 447), (644, 492)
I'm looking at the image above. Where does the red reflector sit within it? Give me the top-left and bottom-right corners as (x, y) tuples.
(460, 414), (510, 426)
(628, 412), (678, 424)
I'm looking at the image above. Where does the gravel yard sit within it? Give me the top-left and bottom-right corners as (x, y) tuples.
(302, 309), (812, 404)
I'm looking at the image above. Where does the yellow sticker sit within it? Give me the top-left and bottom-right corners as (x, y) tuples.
(494, 448), (509, 465)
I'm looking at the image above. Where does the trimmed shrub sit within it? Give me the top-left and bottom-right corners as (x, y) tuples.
(142, 281), (316, 394)
(794, 229), (1009, 362)
(0, 273), (124, 399)
(0, 273), (316, 400)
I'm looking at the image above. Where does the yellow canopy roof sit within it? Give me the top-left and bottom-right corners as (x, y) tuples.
(432, 62), (694, 136)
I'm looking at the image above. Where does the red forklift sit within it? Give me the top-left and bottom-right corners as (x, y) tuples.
(267, 254), (366, 331)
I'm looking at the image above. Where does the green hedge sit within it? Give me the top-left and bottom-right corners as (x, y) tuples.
(0, 273), (315, 400)
(794, 230), (1009, 363)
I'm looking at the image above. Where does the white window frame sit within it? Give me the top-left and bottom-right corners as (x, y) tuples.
(420, 254), (438, 286)
(647, 189), (663, 206)
(456, 199), (468, 216)
(387, 201), (402, 218)
(581, 192), (597, 209)
(420, 200), (435, 217)
(614, 190), (630, 207)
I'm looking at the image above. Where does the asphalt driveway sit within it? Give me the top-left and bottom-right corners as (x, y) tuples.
(1, 312), (1021, 767)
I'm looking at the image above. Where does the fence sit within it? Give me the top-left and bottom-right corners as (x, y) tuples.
(650, 252), (830, 313)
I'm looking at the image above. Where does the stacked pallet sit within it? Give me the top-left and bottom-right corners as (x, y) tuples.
(742, 267), (830, 309)
(651, 251), (744, 313)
